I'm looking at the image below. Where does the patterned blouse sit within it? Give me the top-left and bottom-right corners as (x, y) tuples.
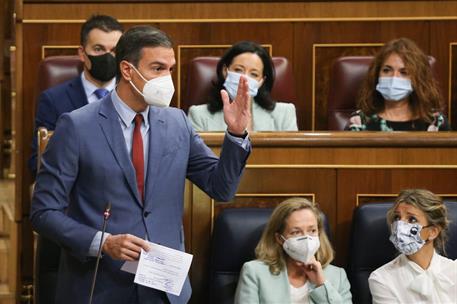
(345, 110), (451, 131)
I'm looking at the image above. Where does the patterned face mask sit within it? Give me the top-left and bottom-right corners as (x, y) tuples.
(389, 220), (428, 255)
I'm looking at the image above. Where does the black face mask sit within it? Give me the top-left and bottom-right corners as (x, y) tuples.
(86, 52), (117, 82)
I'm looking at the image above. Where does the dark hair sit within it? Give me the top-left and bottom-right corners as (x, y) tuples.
(115, 25), (173, 81)
(358, 37), (444, 123)
(80, 15), (123, 46)
(208, 41), (276, 113)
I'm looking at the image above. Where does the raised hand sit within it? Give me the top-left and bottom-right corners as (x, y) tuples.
(222, 75), (251, 136)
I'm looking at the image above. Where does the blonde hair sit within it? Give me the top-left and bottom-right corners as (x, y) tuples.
(255, 197), (334, 275)
(387, 189), (450, 254)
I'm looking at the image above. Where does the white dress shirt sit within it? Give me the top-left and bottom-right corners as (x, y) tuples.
(290, 282), (310, 304)
(81, 72), (116, 104)
(369, 251), (457, 304)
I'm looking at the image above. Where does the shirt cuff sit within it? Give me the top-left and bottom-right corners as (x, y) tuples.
(88, 231), (111, 257)
(225, 130), (250, 151)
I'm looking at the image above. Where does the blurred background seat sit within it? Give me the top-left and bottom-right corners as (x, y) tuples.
(327, 56), (373, 131)
(37, 55), (83, 93)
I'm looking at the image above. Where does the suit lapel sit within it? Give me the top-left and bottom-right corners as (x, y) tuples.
(98, 96), (142, 206)
(144, 107), (166, 207)
(67, 76), (89, 109)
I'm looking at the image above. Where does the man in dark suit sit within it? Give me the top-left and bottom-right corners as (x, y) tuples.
(30, 25), (251, 304)
(29, 14), (123, 176)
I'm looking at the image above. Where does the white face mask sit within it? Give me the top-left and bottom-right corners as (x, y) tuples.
(223, 70), (261, 100)
(376, 77), (413, 101)
(389, 220), (427, 255)
(281, 234), (320, 264)
(128, 63), (175, 107)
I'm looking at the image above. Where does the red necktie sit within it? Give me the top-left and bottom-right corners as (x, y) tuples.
(132, 114), (144, 202)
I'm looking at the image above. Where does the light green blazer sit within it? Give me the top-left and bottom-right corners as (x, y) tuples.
(188, 101), (298, 131)
(235, 260), (352, 304)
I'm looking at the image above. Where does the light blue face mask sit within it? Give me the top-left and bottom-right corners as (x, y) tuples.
(376, 77), (413, 101)
(223, 71), (262, 100)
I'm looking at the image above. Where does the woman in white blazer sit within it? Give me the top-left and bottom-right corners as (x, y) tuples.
(235, 198), (352, 304)
(369, 189), (457, 304)
(188, 41), (298, 132)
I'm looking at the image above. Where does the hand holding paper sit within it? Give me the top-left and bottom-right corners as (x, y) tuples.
(122, 241), (193, 296)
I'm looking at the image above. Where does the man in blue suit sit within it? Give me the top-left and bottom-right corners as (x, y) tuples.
(30, 25), (252, 304)
(29, 15), (123, 176)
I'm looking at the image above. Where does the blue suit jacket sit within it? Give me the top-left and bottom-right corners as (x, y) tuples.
(29, 76), (88, 175)
(30, 95), (250, 304)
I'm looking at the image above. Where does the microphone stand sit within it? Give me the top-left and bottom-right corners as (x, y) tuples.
(88, 202), (111, 304)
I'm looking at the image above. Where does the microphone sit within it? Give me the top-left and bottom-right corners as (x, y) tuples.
(88, 202), (111, 304)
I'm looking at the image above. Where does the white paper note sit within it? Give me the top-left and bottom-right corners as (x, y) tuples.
(133, 242), (193, 296)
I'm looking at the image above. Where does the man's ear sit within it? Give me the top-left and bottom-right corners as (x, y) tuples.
(77, 46), (86, 64)
(120, 60), (133, 81)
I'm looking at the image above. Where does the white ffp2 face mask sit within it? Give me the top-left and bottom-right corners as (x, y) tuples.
(223, 71), (261, 100)
(281, 235), (320, 264)
(128, 63), (175, 107)
(376, 77), (413, 101)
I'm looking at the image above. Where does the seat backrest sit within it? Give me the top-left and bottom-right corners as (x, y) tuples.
(327, 56), (437, 130)
(37, 55), (83, 93)
(348, 200), (457, 304)
(347, 202), (396, 304)
(209, 207), (330, 304)
(327, 56), (373, 131)
(446, 201), (457, 259)
(183, 56), (296, 113)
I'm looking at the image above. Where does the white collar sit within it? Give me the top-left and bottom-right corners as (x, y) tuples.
(80, 71), (116, 98)
(402, 252), (455, 298)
